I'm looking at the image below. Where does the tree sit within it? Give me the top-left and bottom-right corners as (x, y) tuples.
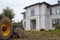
(2, 7), (15, 21)
(12, 21), (24, 30)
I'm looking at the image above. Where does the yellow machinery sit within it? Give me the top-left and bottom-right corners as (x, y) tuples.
(0, 15), (12, 39)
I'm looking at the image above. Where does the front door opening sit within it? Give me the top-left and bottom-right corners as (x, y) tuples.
(30, 20), (36, 29)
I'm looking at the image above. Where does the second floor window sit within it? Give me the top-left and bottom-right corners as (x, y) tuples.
(24, 22), (26, 27)
(56, 8), (60, 14)
(31, 9), (35, 16)
(24, 13), (26, 19)
(50, 8), (52, 15)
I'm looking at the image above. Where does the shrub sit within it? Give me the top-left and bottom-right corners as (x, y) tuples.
(40, 29), (45, 31)
(48, 30), (52, 32)
(55, 24), (60, 29)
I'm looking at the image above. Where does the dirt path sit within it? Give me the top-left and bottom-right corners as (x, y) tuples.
(8, 34), (60, 40)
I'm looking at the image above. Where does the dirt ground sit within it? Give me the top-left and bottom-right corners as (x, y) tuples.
(9, 34), (60, 40)
(8, 30), (60, 40)
(5, 28), (60, 40)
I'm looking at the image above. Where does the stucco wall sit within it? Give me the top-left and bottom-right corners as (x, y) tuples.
(24, 4), (40, 30)
(23, 3), (60, 31)
(23, 3), (51, 31)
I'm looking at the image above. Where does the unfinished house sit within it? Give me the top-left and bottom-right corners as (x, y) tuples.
(22, 1), (60, 31)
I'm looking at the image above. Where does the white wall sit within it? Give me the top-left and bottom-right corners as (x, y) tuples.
(23, 3), (51, 30)
(23, 3), (60, 31)
(24, 4), (40, 30)
(39, 4), (50, 30)
(51, 6), (60, 28)
(52, 6), (60, 15)
(26, 5), (39, 18)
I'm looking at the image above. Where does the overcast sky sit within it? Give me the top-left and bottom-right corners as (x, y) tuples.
(0, 0), (58, 22)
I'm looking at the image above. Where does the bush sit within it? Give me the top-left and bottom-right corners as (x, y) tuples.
(40, 29), (45, 31)
(55, 24), (60, 29)
(48, 30), (52, 32)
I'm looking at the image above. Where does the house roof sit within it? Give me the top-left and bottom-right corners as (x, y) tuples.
(24, 2), (51, 9)
(24, 1), (60, 9)
(21, 12), (25, 14)
(22, 2), (60, 14)
(51, 4), (60, 7)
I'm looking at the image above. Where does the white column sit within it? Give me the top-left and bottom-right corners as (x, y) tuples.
(49, 17), (53, 29)
(36, 17), (40, 31)
(40, 15), (46, 29)
(25, 19), (31, 31)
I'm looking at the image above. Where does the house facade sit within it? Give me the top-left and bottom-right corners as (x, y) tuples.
(22, 1), (60, 31)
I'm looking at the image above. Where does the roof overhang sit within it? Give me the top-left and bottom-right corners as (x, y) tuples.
(24, 2), (51, 9)
(21, 12), (25, 14)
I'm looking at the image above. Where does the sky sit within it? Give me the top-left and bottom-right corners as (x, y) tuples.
(0, 0), (58, 22)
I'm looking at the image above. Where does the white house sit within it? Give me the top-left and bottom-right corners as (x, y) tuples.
(22, 1), (60, 31)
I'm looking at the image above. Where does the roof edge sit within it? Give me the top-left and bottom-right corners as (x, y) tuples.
(21, 12), (25, 14)
(24, 2), (40, 9)
(24, 2), (51, 9)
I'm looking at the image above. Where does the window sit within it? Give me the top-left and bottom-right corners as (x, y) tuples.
(24, 22), (26, 27)
(50, 8), (52, 15)
(24, 13), (26, 19)
(56, 8), (60, 14)
(31, 9), (35, 16)
(52, 18), (59, 27)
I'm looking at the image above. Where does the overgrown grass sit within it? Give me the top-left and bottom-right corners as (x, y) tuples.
(23, 29), (60, 40)
(26, 29), (60, 33)
(25, 29), (60, 37)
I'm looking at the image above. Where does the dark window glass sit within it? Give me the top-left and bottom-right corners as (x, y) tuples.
(52, 18), (59, 27)
(50, 8), (52, 15)
(24, 13), (26, 19)
(31, 9), (35, 16)
(24, 22), (26, 27)
(56, 8), (60, 14)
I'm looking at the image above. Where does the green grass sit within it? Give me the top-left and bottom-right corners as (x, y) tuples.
(22, 29), (60, 40)
(26, 29), (60, 33)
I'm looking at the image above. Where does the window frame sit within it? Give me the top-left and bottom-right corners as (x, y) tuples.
(24, 22), (26, 27)
(56, 8), (60, 14)
(52, 18), (59, 27)
(50, 8), (52, 15)
(31, 9), (35, 16)
(24, 13), (26, 19)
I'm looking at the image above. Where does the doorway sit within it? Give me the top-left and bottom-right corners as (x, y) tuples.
(30, 20), (36, 29)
